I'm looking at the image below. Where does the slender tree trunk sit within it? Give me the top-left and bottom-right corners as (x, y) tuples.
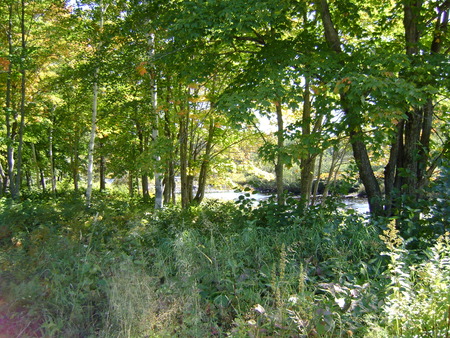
(349, 128), (383, 215)
(26, 171), (31, 190)
(0, 163), (6, 196)
(179, 110), (190, 208)
(99, 155), (106, 191)
(162, 84), (176, 205)
(299, 77), (315, 204)
(14, 0), (27, 199)
(49, 113), (56, 194)
(128, 171), (133, 196)
(31, 143), (41, 190)
(274, 101), (285, 205)
(384, 122), (403, 216)
(86, 76), (99, 205)
(99, 140), (106, 192)
(5, 1), (15, 197)
(318, 0), (383, 216)
(40, 168), (46, 192)
(141, 175), (149, 201)
(86, 0), (106, 206)
(148, 33), (164, 209)
(312, 152), (324, 204)
(137, 127), (150, 201)
(71, 135), (80, 191)
(322, 147), (340, 201)
(194, 119), (215, 204)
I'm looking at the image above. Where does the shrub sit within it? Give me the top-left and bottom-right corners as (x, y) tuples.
(379, 221), (450, 337)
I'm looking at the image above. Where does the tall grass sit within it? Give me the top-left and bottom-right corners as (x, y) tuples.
(0, 192), (448, 337)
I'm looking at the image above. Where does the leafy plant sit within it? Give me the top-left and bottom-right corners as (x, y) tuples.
(379, 221), (450, 337)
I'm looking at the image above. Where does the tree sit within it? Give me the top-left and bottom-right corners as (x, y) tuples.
(1, 0), (72, 197)
(316, 0), (449, 217)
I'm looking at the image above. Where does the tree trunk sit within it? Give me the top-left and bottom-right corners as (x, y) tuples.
(31, 143), (41, 190)
(275, 101), (285, 205)
(148, 33), (164, 209)
(318, 0), (383, 216)
(0, 163), (6, 196)
(137, 126), (150, 201)
(49, 113), (56, 194)
(99, 140), (106, 192)
(385, 2), (448, 220)
(5, 0), (15, 197)
(194, 119), (215, 204)
(299, 77), (315, 204)
(14, 0), (27, 199)
(384, 122), (403, 216)
(163, 133), (176, 205)
(128, 171), (133, 196)
(349, 129), (383, 215)
(86, 0), (107, 206)
(72, 136), (80, 191)
(312, 152), (324, 204)
(322, 146), (341, 201)
(99, 155), (106, 192)
(40, 168), (46, 192)
(86, 76), (99, 205)
(179, 109), (190, 208)
(141, 175), (150, 201)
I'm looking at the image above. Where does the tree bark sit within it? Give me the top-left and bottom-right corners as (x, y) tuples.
(13, 0), (27, 199)
(86, 1), (105, 206)
(31, 143), (41, 190)
(386, 1), (448, 218)
(274, 101), (285, 205)
(384, 122), (403, 216)
(193, 119), (215, 204)
(141, 175), (150, 201)
(5, 0), (16, 197)
(86, 76), (99, 205)
(163, 112), (176, 205)
(49, 110), (56, 194)
(71, 135), (80, 191)
(148, 33), (163, 209)
(312, 152), (324, 204)
(179, 109), (190, 208)
(99, 144), (106, 192)
(299, 77), (315, 204)
(318, 0), (383, 216)
(128, 171), (133, 196)
(137, 125), (150, 201)
(0, 163), (6, 196)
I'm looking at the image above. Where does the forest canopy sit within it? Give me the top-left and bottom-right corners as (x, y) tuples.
(1, 0), (449, 215)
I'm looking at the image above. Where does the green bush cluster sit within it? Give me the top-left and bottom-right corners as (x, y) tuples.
(0, 191), (448, 337)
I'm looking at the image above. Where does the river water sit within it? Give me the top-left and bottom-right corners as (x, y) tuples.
(204, 191), (370, 215)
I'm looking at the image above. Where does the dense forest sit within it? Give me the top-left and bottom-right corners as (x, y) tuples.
(1, 0), (449, 337)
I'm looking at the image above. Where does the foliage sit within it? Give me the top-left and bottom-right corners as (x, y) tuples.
(377, 222), (450, 337)
(393, 162), (450, 249)
(0, 192), (388, 337)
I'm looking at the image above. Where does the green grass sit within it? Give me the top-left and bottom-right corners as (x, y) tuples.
(0, 191), (448, 337)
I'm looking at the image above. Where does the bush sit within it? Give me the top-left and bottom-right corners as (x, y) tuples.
(378, 221), (450, 337)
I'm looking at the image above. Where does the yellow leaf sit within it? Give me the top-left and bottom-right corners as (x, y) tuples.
(188, 83), (200, 89)
(0, 57), (10, 71)
(136, 62), (147, 76)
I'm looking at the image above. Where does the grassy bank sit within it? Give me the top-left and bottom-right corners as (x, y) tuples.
(0, 192), (449, 337)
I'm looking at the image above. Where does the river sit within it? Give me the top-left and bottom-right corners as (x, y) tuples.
(204, 191), (370, 215)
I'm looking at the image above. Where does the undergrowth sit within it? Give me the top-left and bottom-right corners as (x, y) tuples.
(0, 190), (448, 337)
